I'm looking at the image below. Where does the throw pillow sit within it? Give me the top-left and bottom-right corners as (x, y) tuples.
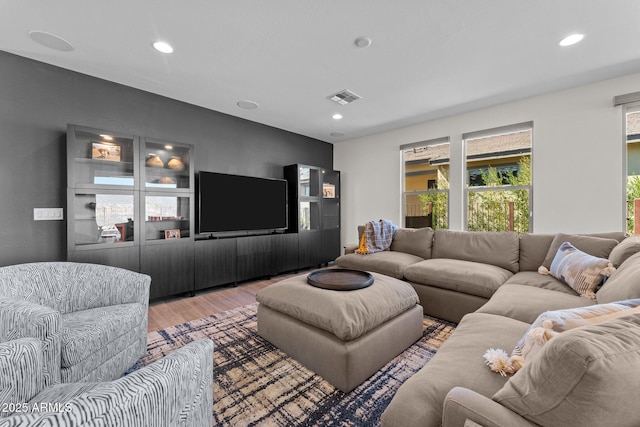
(539, 233), (618, 270)
(483, 299), (640, 376)
(545, 242), (615, 300)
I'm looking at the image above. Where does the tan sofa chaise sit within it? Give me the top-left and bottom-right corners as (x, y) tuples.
(336, 228), (640, 427)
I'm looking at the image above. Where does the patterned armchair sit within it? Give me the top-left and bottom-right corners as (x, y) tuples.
(0, 337), (213, 426)
(0, 262), (150, 385)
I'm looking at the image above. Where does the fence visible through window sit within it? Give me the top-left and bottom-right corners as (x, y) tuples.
(467, 188), (530, 232)
(464, 123), (532, 233)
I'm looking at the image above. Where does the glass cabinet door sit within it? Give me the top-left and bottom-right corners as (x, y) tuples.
(322, 170), (339, 199)
(71, 191), (136, 246)
(143, 140), (192, 190)
(299, 201), (321, 230)
(67, 126), (137, 189)
(299, 167), (321, 197)
(144, 194), (191, 241)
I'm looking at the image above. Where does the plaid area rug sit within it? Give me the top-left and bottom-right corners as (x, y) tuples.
(130, 304), (455, 426)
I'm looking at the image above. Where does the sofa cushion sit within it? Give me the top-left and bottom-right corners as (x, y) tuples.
(493, 314), (640, 427)
(517, 233), (555, 272)
(335, 251), (423, 279)
(476, 284), (591, 324)
(609, 236), (640, 268)
(389, 227), (434, 259)
(432, 230), (519, 273)
(256, 272), (419, 341)
(597, 251), (640, 303)
(60, 303), (146, 368)
(586, 231), (628, 242)
(381, 313), (530, 427)
(540, 233), (618, 270)
(404, 259), (513, 299)
(548, 242), (613, 300)
(504, 271), (579, 295)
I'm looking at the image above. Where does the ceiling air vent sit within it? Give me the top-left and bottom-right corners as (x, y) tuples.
(328, 89), (362, 105)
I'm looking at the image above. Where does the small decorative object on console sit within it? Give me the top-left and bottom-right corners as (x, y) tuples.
(164, 229), (181, 239)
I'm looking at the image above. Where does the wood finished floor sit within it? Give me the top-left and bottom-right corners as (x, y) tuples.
(147, 268), (318, 332)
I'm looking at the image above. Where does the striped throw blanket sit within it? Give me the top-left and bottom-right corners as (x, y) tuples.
(356, 219), (399, 255)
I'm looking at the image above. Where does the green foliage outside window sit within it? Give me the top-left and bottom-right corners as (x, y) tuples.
(626, 175), (640, 234)
(467, 156), (531, 232)
(418, 167), (449, 230)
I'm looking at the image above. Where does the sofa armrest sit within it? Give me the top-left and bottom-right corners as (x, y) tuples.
(7, 339), (214, 427)
(442, 387), (538, 427)
(0, 297), (61, 386)
(0, 338), (45, 412)
(344, 243), (359, 254)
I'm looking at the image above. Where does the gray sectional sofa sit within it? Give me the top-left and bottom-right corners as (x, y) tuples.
(336, 228), (640, 427)
(338, 228), (628, 323)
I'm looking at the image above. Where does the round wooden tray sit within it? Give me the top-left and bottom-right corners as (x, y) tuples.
(307, 268), (374, 291)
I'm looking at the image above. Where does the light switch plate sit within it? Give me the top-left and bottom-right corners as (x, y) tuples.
(34, 208), (64, 221)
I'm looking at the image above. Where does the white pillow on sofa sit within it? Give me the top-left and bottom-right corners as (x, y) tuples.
(483, 299), (640, 376)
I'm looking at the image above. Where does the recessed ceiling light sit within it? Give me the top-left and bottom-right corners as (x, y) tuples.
(165, 145), (173, 150)
(355, 37), (372, 48)
(100, 134), (113, 141)
(332, 113), (343, 120)
(330, 132), (345, 138)
(237, 100), (259, 109)
(29, 30), (73, 52)
(559, 33), (584, 47)
(153, 41), (174, 54)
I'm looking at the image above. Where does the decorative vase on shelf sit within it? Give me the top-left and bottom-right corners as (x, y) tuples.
(158, 176), (176, 184)
(146, 154), (164, 168)
(167, 156), (185, 171)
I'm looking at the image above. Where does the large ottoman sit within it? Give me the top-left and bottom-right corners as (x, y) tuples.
(256, 271), (424, 392)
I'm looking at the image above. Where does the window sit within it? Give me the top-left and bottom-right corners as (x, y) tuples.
(463, 122), (532, 232)
(625, 106), (640, 234)
(401, 138), (450, 229)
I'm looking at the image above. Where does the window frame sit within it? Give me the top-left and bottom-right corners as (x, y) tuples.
(462, 122), (533, 232)
(623, 103), (640, 234)
(400, 137), (451, 229)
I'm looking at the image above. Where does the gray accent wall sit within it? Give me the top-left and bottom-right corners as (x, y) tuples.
(0, 51), (332, 266)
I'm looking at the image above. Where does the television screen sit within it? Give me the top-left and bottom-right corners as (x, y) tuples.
(197, 171), (287, 234)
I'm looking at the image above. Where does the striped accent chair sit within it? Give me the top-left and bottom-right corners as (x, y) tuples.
(0, 337), (214, 426)
(0, 262), (150, 385)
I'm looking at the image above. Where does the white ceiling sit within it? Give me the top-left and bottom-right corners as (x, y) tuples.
(2, 1), (640, 143)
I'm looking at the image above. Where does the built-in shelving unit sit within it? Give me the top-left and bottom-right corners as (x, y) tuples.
(284, 164), (341, 267)
(67, 125), (340, 299)
(66, 125), (195, 298)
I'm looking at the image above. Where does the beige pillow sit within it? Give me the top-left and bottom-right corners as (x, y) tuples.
(483, 299), (640, 376)
(547, 242), (615, 300)
(540, 233), (618, 270)
(609, 236), (640, 268)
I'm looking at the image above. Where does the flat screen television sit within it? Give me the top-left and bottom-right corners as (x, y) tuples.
(197, 171), (288, 235)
